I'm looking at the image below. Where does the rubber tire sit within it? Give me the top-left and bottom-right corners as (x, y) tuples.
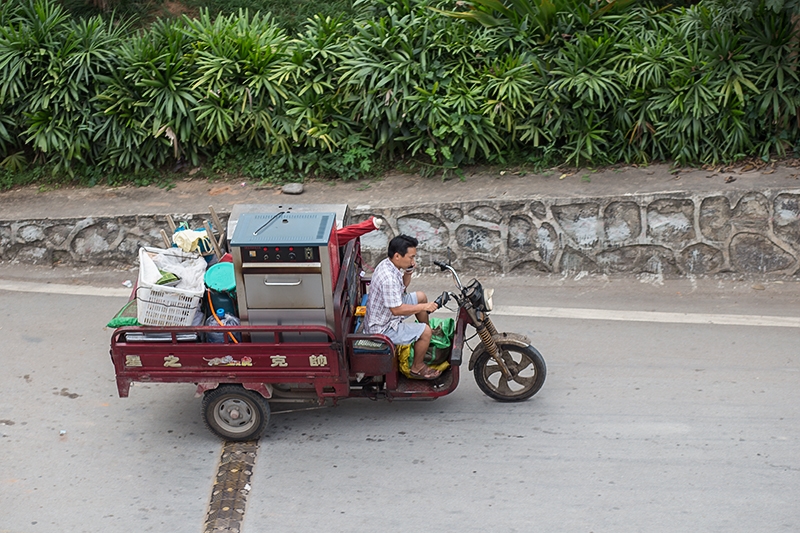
(202, 385), (270, 441)
(473, 343), (546, 402)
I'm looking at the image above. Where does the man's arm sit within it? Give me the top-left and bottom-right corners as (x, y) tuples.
(390, 301), (438, 317)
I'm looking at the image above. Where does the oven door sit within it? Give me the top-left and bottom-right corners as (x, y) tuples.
(243, 272), (324, 309)
(248, 308), (329, 343)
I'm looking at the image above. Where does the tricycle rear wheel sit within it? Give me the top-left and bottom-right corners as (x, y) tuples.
(202, 385), (270, 441)
(473, 343), (546, 402)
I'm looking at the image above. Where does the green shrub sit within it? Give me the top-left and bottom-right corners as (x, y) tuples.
(1, 0), (800, 186)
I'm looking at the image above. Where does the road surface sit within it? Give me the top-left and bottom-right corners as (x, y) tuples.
(1, 268), (798, 532)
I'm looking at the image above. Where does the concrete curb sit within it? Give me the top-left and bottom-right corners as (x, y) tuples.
(2, 186), (799, 279)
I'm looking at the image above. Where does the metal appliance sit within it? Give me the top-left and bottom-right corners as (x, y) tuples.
(226, 204), (350, 246)
(230, 210), (340, 343)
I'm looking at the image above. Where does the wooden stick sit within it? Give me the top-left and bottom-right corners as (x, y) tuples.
(160, 229), (171, 248)
(209, 206), (225, 248)
(203, 220), (222, 257)
(165, 214), (176, 232)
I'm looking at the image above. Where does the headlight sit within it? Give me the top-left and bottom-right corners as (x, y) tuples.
(464, 280), (479, 305)
(484, 288), (494, 311)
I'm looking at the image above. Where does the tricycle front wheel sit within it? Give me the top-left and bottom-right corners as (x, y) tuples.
(202, 385), (270, 441)
(473, 343), (546, 402)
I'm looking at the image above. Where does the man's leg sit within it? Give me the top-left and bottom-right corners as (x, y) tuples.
(410, 324), (434, 374)
(414, 291), (430, 324)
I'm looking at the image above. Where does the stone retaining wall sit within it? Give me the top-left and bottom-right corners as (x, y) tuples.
(2, 189), (800, 278)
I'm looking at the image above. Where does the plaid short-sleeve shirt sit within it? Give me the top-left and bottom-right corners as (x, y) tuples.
(364, 257), (405, 334)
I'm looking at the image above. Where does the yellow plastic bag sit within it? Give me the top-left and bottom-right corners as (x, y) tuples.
(172, 229), (212, 254)
(396, 344), (450, 379)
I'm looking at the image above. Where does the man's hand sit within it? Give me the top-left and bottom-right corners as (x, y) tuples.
(389, 294), (439, 318)
(422, 301), (439, 314)
(433, 291), (450, 309)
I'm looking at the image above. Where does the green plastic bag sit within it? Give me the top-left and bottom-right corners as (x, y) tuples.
(397, 317), (456, 378)
(107, 299), (140, 328)
(424, 316), (455, 365)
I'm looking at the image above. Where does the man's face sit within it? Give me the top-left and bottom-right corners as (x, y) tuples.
(393, 246), (417, 270)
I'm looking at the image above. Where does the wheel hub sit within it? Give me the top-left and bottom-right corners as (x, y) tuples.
(216, 398), (254, 429)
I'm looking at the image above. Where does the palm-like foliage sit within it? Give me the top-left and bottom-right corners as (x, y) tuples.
(434, 0), (633, 42)
(187, 10), (292, 151)
(0, 0), (129, 172)
(2, 0), (800, 178)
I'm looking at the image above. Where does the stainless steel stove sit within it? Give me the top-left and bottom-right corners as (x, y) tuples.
(230, 210), (340, 342)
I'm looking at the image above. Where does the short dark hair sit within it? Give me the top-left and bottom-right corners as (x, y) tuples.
(388, 234), (418, 258)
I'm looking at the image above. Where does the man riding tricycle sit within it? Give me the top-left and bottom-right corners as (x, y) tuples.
(109, 204), (546, 441)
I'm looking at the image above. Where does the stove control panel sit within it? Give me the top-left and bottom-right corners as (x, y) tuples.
(239, 245), (320, 263)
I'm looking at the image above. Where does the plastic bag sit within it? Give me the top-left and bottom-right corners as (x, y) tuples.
(107, 299), (140, 328)
(425, 317), (455, 366)
(397, 317), (455, 378)
(172, 229), (212, 254)
(139, 248), (205, 293)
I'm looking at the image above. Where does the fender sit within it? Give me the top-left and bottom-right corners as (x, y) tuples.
(468, 332), (533, 371)
(194, 382), (273, 399)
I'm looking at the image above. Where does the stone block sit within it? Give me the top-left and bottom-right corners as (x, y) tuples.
(45, 224), (73, 247)
(603, 201), (641, 245)
(456, 225), (502, 255)
(559, 247), (598, 274)
(508, 216), (557, 268)
(773, 193), (800, 250)
(679, 243), (724, 275)
(552, 203), (600, 249)
(469, 206), (502, 224)
(537, 223), (559, 267)
(116, 237), (142, 255)
(530, 201), (547, 220)
(19, 224), (45, 243)
(15, 246), (50, 264)
(699, 196), (731, 242)
(729, 233), (796, 273)
(510, 260), (550, 274)
(730, 193), (770, 232)
(461, 257), (502, 273)
(508, 216), (535, 254)
(52, 250), (73, 265)
(700, 193), (771, 244)
(499, 202), (526, 215)
(0, 225), (11, 255)
(135, 217), (161, 232)
(73, 231), (111, 255)
(647, 199), (695, 248)
(596, 245), (679, 275)
(397, 214), (449, 251)
(144, 228), (165, 244)
(360, 228), (391, 269)
(442, 208), (463, 223)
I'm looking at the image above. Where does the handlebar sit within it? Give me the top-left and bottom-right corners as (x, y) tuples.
(433, 259), (463, 290)
(433, 291), (450, 309)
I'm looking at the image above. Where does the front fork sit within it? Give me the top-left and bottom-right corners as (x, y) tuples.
(467, 308), (513, 379)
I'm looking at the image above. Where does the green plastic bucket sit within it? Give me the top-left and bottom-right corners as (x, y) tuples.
(204, 262), (237, 317)
(204, 262), (236, 292)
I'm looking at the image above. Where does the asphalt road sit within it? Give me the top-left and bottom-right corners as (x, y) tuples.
(1, 270), (798, 533)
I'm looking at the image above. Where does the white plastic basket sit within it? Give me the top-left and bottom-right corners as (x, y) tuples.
(136, 247), (205, 326)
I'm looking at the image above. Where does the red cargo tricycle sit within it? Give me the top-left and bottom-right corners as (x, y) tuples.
(110, 238), (546, 441)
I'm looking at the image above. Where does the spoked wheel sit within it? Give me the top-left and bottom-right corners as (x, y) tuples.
(202, 385), (270, 441)
(473, 343), (546, 402)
